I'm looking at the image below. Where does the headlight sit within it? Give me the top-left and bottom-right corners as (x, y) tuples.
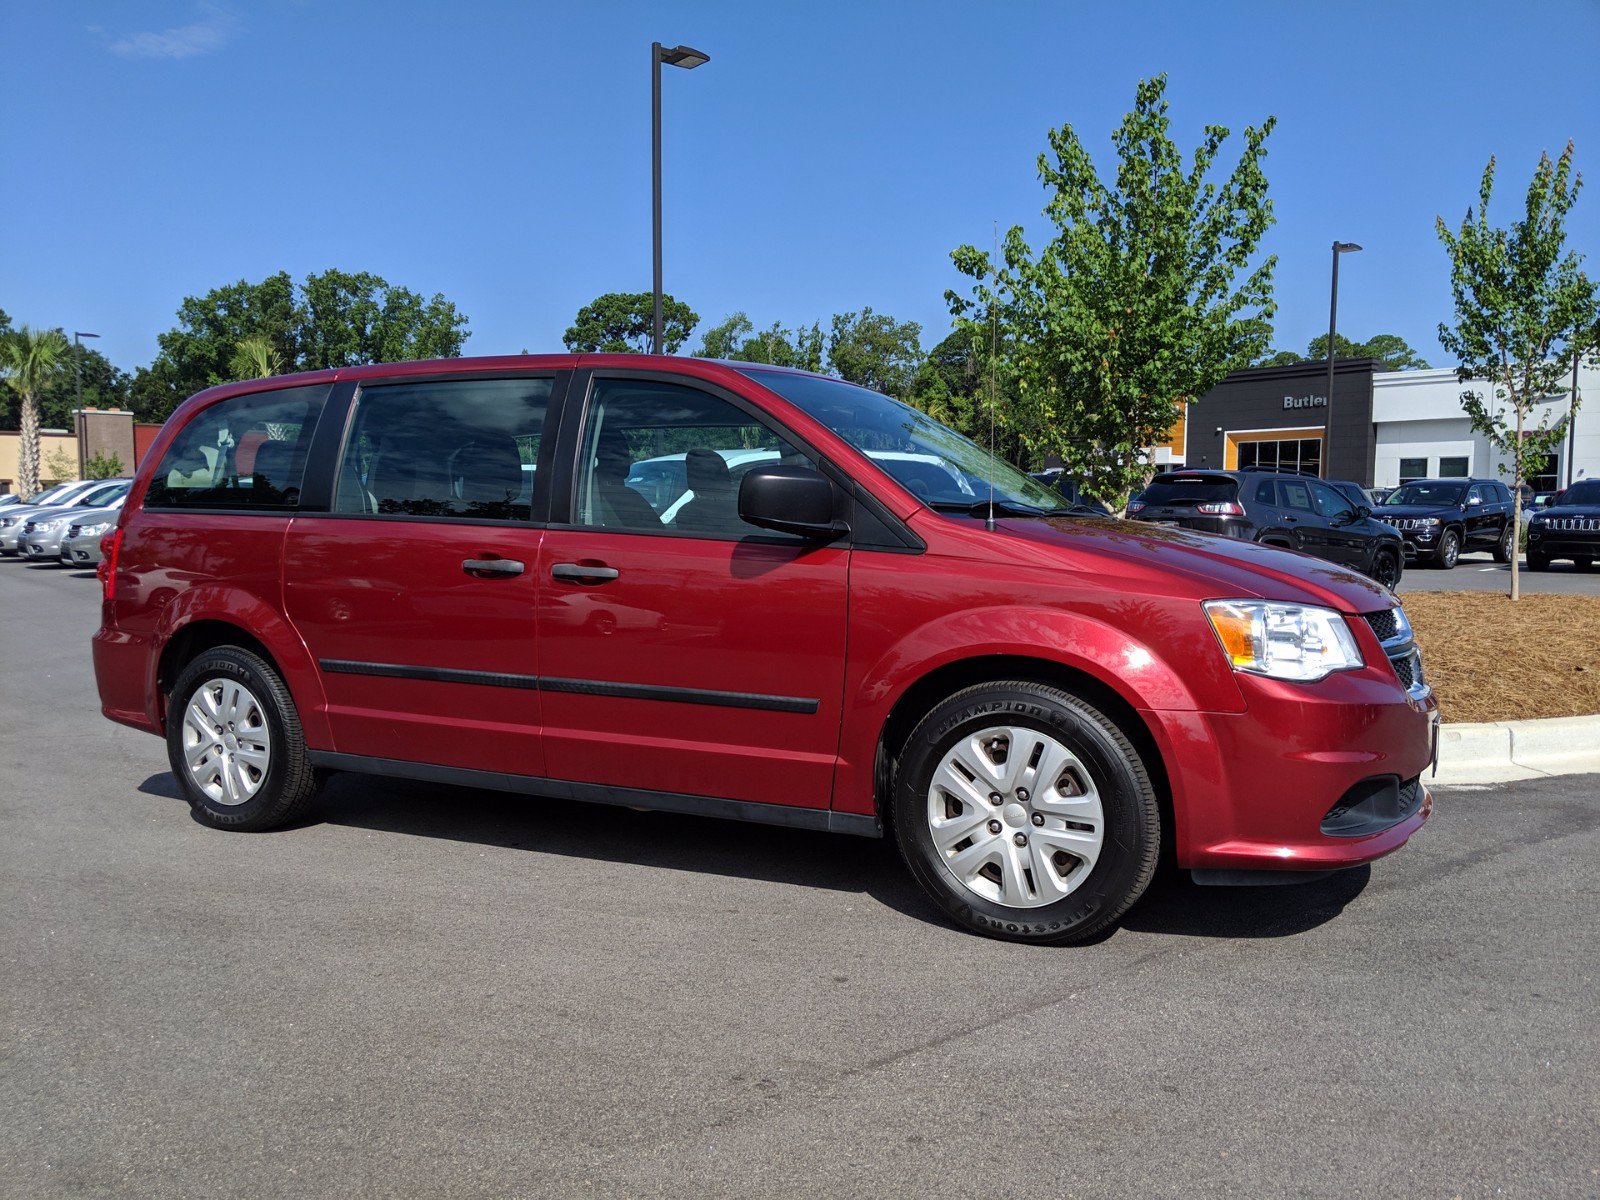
(35, 519), (62, 532)
(1204, 600), (1364, 682)
(0, 517), (16, 528)
(79, 522), (111, 538)
(1417, 517), (1440, 526)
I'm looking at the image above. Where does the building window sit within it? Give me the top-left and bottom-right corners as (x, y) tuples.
(1438, 456), (1469, 478)
(1526, 452), (1560, 492)
(1237, 437), (1322, 476)
(1399, 457), (1428, 483)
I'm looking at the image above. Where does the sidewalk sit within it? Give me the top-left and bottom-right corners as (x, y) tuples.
(1433, 713), (1600, 785)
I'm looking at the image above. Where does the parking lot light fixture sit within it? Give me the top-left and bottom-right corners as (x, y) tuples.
(652, 41), (710, 356)
(1324, 242), (1362, 475)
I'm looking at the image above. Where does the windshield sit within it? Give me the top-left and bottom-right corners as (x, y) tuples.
(1384, 483), (1464, 506)
(27, 485), (71, 506)
(738, 370), (1070, 513)
(1560, 480), (1600, 506)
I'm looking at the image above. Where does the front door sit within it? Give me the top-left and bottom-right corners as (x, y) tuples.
(284, 374), (556, 777)
(535, 374), (850, 812)
(1310, 480), (1367, 570)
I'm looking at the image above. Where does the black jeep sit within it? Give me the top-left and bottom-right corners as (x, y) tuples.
(1128, 468), (1405, 589)
(1525, 478), (1600, 571)
(1374, 478), (1516, 569)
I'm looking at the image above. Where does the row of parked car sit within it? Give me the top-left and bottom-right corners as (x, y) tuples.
(1031, 466), (1600, 588)
(0, 477), (131, 566)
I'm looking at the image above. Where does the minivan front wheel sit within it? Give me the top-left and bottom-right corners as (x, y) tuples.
(894, 682), (1160, 944)
(167, 647), (320, 831)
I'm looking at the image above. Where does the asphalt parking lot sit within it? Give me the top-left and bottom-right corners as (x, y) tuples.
(1397, 553), (1600, 595)
(3, 556), (1597, 1199)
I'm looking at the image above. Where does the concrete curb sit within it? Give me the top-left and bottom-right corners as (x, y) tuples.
(1433, 713), (1600, 786)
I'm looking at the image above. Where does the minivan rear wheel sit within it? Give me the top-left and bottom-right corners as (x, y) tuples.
(893, 681), (1160, 944)
(167, 647), (321, 831)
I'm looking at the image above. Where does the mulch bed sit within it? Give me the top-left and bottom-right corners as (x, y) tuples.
(1401, 591), (1600, 723)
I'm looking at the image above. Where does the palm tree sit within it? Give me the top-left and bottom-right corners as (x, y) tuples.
(229, 335), (284, 380)
(0, 326), (71, 498)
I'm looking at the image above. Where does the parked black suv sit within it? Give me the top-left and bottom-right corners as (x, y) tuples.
(1375, 478), (1515, 569)
(1525, 478), (1600, 570)
(1128, 468), (1405, 588)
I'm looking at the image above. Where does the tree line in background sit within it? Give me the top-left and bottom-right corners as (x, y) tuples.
(5, 76), (1595, 527)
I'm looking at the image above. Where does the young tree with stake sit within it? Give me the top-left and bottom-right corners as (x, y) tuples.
(1436, 141), (1599, 600)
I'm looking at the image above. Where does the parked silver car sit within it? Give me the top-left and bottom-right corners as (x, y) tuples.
(3, 479), (131, 556)
(28, 488), (130, 562)
(57, 501), (127, 566)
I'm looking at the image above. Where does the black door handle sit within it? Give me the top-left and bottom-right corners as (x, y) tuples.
(552, 562), (620, 584)
(1282, 515), (1299, 523)
(463, 558), (525, 577)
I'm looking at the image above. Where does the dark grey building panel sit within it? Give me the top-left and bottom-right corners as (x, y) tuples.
(1183, 359), (1377, 487)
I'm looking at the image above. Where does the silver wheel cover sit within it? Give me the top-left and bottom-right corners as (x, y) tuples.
(926, 725), (1105, 908)
(181, 678), (272, 806)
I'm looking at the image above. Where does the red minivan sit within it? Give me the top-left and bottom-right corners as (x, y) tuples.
(93, 356), (1436, 942)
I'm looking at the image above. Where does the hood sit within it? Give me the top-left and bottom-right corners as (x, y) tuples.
(1373, 503), (1462, 520)
(966, 515), (1395, 614)
(1532, 503), (1600, 519)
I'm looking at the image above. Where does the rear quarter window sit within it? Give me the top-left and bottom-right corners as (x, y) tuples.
(145, 384), (330, 511)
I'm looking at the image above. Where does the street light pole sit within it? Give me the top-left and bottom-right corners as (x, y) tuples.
(651, 41), (709, 356)
(73, 331), (100, 412)
(1323, 242), (1361, 478)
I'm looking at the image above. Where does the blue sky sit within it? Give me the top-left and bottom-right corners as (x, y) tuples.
(4, 0), (1598, 377)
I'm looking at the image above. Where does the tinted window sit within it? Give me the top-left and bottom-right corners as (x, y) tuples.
(1254, 479), (1276, 504)
(1384, 483), (1465, 506)
(1438, 456), (1469, 478)
(1278, 479), (1314, 512)
(1139, 476), (1239, 504)
(575, 378), (811, 539)
(1311, 481), (1354, 519)
(1561, 480), (1600, 505)
(1398, 457), (1428, 483)
(336, 378), (550, 522)
(147, 385), (329, 510)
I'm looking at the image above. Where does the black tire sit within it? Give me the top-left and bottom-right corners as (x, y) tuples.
(1370, 549), (1401, 591)
(1492, 523), (1515, 564)
(1525, 551), (1550, 572)
(1433, 528), (1461, 569)
(892, 681), (1160, 945)
(166, 646), (321, 831)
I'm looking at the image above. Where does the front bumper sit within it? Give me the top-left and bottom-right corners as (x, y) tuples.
(1397, 527), (1442, 557)
(62, 534), (104, 565)
(1526, 528), (1600, 559)
(21, 528), (68, 560)
(1157, 666), (1437, 875)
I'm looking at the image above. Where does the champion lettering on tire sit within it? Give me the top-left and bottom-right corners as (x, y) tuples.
(893, 681), (1160, 944)
(166, 646), (322, 831)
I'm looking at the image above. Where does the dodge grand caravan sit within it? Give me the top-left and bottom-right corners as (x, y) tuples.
(92, 356), (1436, 943)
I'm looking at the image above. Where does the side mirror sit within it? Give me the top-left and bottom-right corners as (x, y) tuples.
(1355, 505), (1372, 520)
(738, 465), (847, 541)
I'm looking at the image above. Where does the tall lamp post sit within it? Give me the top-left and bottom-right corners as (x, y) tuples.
(651, 41), (710, 355)
(1324, 242), (1361, 478)
(73, 331), (100, 410)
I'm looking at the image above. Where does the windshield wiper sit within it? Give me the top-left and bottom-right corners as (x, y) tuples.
(932, 498), (1062, 519)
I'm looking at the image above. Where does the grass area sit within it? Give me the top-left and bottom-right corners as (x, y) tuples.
(1402, 592), (1600, 723)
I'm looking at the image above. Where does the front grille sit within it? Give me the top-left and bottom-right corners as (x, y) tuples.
(1393, 651), (1418, 690)
(1548, 517), (1600, 532)
(1393, 518), (1436, 531)
(1363, 608), (1399, 643)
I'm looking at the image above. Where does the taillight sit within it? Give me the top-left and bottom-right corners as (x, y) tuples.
(1127, 500), (1145, 513)
(1196, 501), (1244, 515)
(98, 528), (122, 600)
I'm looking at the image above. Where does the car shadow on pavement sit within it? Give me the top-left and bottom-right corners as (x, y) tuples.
(136, 770), (1368, 940)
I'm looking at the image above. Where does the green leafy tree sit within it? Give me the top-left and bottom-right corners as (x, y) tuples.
(1263, 332), (1431, 370)
(1437, 141), (1599, 599)
(826, 307), (924, 398)
(907, 326), (1031, 467)
(229, 335), (285, 380)
(84, 450), (124, 479)
(694, 311), (825, 370)
(131, 270), (470, 420)
(1, 326), (72, 497)
(563, 292), (697, 354)
(950, 75), (1278, 506)
(0, 339), (131, 430)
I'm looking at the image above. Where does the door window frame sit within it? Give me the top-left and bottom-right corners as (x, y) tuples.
(547, 367), (920, 551)
(295, 370), (570, 528)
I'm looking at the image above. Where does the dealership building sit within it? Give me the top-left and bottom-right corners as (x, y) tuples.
(1157, 358), (1599, 491)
